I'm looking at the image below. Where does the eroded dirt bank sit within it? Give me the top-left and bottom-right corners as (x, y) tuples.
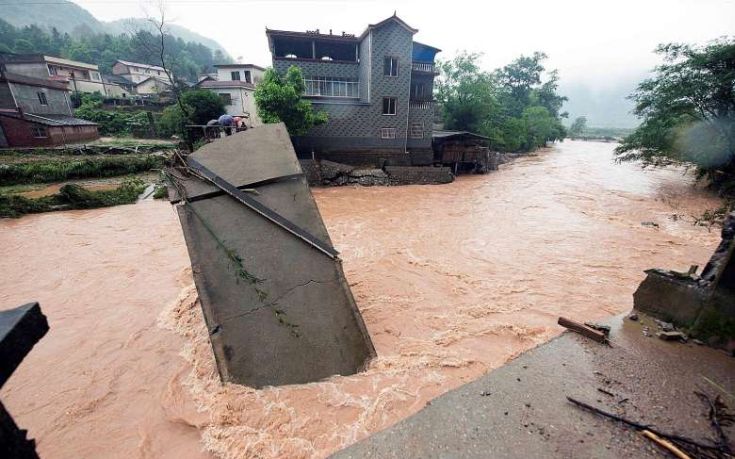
(0, 140), (724, 458)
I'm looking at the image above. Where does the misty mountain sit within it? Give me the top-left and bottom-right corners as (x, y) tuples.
(560, 78), (644, 129)
(1, 0), (229, 56)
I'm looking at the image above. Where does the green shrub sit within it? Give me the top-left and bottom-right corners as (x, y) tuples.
(0, 179), (147, 218)
(0, 155), (164, 186)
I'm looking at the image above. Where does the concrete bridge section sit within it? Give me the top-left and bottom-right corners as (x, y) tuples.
(634, 211), (735, 348)
(168, 124), (375, 388)
(334, 315), (735, 458)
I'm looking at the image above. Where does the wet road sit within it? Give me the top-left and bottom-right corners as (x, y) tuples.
(0, 140), (723, 458)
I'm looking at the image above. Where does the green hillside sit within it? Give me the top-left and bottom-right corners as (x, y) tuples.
(1, 0), (229, 57)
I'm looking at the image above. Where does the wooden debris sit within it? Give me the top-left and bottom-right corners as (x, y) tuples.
(566, 396), (724, 454)
(657, 331), (687, 342)
(558, 317), (607, 343)
(642, 430), (692, 459)
(585, 322), (611, 336)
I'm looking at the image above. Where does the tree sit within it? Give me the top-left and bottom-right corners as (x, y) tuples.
(569, 116), (588, 138)
(254, 66), (328, 136)
(435, 52), (499, 133)
(180, 89), (225, 124)
(616, 38), (735, 192)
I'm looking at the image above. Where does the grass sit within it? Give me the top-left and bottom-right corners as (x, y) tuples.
(0, 155), (165, 186)
(0, 179), (147, 218)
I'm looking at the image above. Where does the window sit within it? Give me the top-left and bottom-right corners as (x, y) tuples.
(410, 122), (424, 139)
(244, 70), (252, 84)
(380, 127), (396, 139)
(37, 92), (48, 106)
(231, 71), (241, 81)
(31, 126), (47, 138)
(47, 65), (57, 76)
(219, 93), (232, 104)
(384, 56), (398, 76)
(304, 77), (359, 98)
(91, 71), (101, 81)
(382, 97), (397, 115)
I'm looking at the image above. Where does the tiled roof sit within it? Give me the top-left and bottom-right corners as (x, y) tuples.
(0, 72), (68, 90)
(115, 59), (165, 72)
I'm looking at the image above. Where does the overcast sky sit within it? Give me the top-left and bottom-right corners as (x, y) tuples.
(71, 0), (735, 84)
(70, 0), (734, 126)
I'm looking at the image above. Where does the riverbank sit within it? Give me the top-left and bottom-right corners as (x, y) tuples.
(0, 140), (725, 458)
(336, 312), (735, 458)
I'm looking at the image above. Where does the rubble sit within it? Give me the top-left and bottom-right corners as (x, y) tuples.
(634, 211), (735, 349)
(299, 159), (454, 186)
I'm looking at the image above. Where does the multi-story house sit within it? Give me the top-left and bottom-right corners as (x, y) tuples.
(196, 63), (264, 125)
(111, 60), (173, 95)
(0, 53), (107, 96)
(0, 66), (99, 147)
(265, 14), (440, 165)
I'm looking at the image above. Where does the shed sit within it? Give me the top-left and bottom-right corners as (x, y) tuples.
(0, 111), (99, 148)
(432, 130), (498, 173)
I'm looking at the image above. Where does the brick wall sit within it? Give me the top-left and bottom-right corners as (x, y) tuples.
(0, 116), (98, 147)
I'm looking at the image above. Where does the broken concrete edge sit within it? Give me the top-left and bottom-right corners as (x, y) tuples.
(300, 159), (455, 186)
(168, 125), (376, 387)
(634, 270), (735, 350)
(0, 302), (49, 389)
(633, 211), (735, 350)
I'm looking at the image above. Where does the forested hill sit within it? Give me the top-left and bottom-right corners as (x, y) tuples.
(1, 0), (229, 57)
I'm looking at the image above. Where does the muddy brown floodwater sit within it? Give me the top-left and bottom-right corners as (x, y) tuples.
(0, 140), (724, 458)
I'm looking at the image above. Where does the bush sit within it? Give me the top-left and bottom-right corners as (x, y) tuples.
(0, 155), (165, 186)
(0, 179), (147, 218)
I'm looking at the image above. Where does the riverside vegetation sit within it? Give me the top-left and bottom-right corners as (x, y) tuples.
(0, 150), (171, 218)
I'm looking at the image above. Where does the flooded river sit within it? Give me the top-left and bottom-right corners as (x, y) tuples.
(0, 140), (723, 458)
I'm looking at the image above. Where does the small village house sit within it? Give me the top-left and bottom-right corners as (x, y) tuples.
(112, 60), (173, 95)
(0, 68), (99, 147)
(265, 14), (440, 166)
(0, 55), (99, 148)
(195, 63), (264, 125)
(0, 53), (112, 97)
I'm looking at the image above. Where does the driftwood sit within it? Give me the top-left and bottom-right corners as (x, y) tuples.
(642, 430), (692, 459)
(566, 396), (725, 455)
(558, 317), (607, 343)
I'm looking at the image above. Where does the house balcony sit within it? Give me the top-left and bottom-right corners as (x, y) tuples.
(411, 62), (438, 75)
(409, 100), (435, 110)
(304, 78), (359, 98)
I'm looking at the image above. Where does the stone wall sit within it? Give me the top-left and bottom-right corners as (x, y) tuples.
(300, 159), (454, 186)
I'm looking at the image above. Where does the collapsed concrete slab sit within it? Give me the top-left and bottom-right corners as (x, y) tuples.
(167, 124), (376, 388)
(634, 211), (735, 347)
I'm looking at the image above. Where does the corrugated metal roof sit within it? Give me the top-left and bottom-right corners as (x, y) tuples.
(25, 113), (98, 127)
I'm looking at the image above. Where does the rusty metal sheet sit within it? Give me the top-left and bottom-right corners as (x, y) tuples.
(169, 123), (375, 388)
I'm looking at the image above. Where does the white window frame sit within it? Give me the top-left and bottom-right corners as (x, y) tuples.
(37, 92), (48, 106)
(380, 127), (396, 139)
(384, 56), (399, 77)
(382, 97), (397, 115)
